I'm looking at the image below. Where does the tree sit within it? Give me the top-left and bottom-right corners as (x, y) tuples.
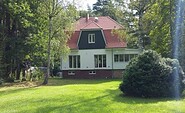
(119, 50), (185, 98)
(0, 0), (38, 80)
(92, 0), (125, 23)
(143, 0), (174, 57)
(39, 0), (78, 84)
(125, 0), (156, 49)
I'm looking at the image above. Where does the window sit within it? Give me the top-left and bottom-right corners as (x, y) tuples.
(94, 55), (106, 68)
(69, 55), (80, 68)
(89, 71), (96, 74)
(114, 54), (137, 62)
(88, 34), (95, 43)
(68, 71), (75, 75)
(125, 54), (129, 62)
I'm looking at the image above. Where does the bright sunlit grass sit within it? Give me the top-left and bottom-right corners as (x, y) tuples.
(0, 78), (185, 113)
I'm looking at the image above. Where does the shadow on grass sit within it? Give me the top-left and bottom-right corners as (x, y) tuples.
(38, 78), (121, 86)
(106, 88), (185, 105)
(19, 94), (110, 113)
(0, 86), (39, 97)
(0, 78), (120, 97)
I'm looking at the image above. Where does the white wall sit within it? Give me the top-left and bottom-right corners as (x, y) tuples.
(112, 48), (141, 69)
(61, 48), (141, 70)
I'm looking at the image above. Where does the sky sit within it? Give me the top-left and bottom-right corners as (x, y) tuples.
(74, 0), (97, 10)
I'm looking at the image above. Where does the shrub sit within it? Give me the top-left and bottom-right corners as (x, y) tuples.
(30, 67), (44, 81)
(0, 78), (3, 85)
(5, 77), (14, 83)
(119, 50), (185, 98)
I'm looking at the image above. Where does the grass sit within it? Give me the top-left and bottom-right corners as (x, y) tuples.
(0, 78), (185, 113)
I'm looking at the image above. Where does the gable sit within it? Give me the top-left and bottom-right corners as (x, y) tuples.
(68, 16), (127, 49)
(78, 30), (106, 49)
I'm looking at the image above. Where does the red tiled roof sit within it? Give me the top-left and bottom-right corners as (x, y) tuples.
(75, 16), (123, 31)
(67, 31), (80, 49)
(68, 16), (126, 49)
(81, 21), (102, 30)
(104, 30), (127, 48)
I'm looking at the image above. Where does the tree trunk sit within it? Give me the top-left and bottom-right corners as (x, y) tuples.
(16, 62), (21, 80)
(43, 0), (56, 85)
(43, 16), (52, 85)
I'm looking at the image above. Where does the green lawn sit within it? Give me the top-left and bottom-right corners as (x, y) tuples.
(0, 78), (185, 113)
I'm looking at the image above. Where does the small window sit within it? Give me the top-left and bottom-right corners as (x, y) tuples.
(88, 34), (95, 43)
(89, 71), (96, 74)
(68, 71), (75, 75)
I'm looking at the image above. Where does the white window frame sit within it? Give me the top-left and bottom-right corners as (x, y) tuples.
(114, 54), (137, 62)
(94, 54), (106, 68)
(88, 34), (95, 43)
(69, 55), (80, 68)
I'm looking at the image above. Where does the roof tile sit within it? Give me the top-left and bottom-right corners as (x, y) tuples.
(68, 16), (126, 49)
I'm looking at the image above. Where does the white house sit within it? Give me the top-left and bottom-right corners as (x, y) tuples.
(61, 16), (141, 78)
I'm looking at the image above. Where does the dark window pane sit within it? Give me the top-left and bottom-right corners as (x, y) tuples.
(78, 56), (80, 68)
(69, 56), (72, 68)
(125, 54), (129, 62)
(114, 55), (118, 62)
(103, 55), (106, 67)
(99, 55), (102, 67)
(120, 54), (124, 62)
(95, 55), (98, 68)
(73, 56), (76, 68)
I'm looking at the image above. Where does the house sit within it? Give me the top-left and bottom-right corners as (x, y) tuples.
(61, 15), (141, 79)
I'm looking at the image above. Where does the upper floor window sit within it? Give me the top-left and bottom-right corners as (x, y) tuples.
(88, 34), (95, 43)
(69, 55), (80, 68)
(114, 54), (138, 62)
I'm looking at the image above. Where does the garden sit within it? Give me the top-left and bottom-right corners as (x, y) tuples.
(0, 78), (185, 113)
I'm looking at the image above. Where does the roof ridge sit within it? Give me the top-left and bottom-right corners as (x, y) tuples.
(106, 16), (124, 29)
(92, 20), (102, 28)
(81, 20), (93, 29)
(81, 20), (102, 29)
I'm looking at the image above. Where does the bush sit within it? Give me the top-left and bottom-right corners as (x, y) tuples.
(119, 50), (185, 98)
(30, 67), (44, 81)
(0, 78), (3, 85)
(5, 77), (14, 83)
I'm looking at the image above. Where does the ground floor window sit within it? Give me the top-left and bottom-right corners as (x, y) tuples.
(69, 55), (80, 68)
(89, 71), (96, 74)
(94, 54), (106, 68)
(114, 54), (138, 62)
(68, 71), (75, 75)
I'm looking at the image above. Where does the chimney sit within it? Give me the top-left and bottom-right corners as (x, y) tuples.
(94, 17), (98, 22)
(86, 13), (89, 22)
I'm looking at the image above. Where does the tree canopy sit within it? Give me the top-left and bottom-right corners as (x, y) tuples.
(0, 0), (78, 84)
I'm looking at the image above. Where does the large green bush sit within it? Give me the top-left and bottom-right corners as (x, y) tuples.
(119, 50), (185, 98)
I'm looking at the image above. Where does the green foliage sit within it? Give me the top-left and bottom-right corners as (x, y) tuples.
(92, 0), (125, 24)
(119, 50), (185, 98)
(0, 78), (3, 85)
(0, 0), (78, 81)
(143, 0), (173, 57)
(5, 77), (14, 83)
(0, 0), (45, 79)
(31, 67), (44, 81)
